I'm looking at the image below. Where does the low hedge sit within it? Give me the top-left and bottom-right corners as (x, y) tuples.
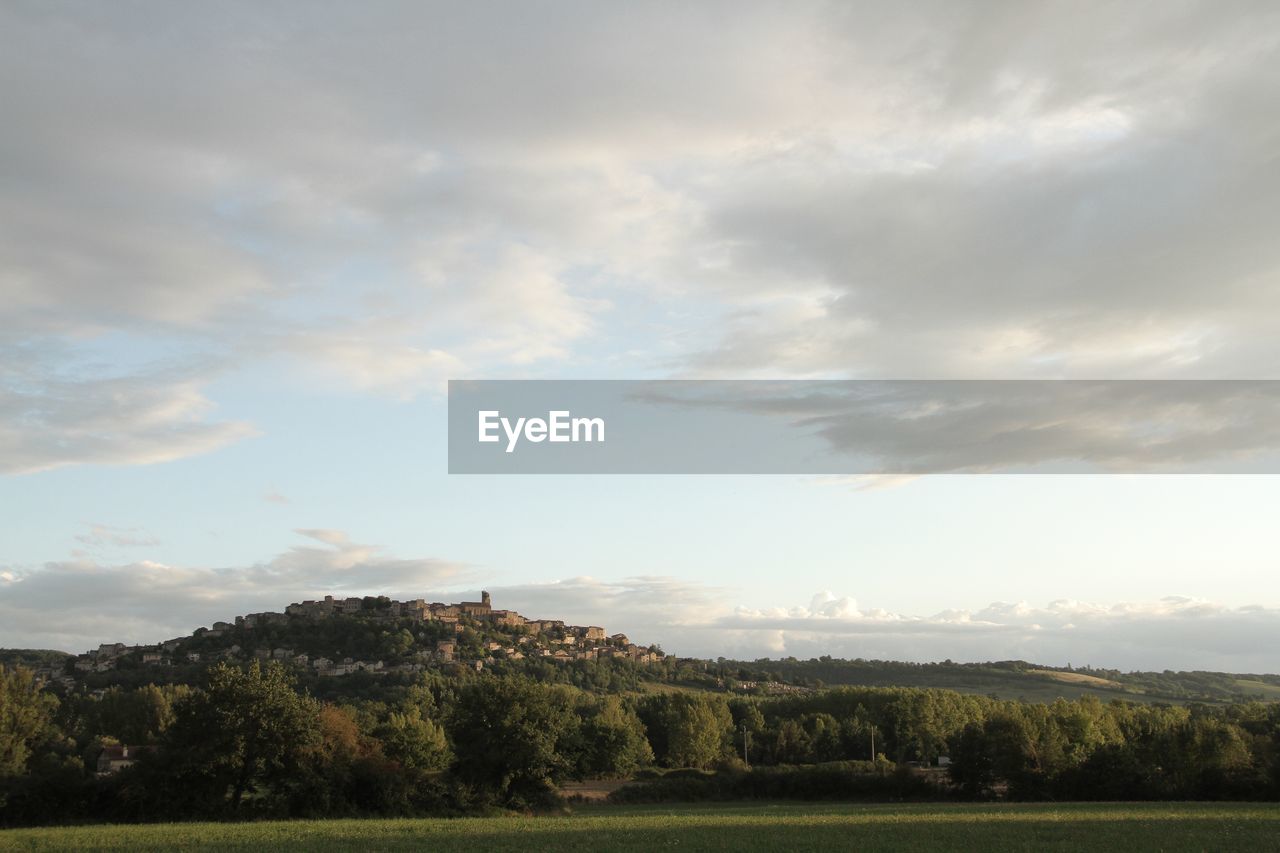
(609, 762), (947, 803)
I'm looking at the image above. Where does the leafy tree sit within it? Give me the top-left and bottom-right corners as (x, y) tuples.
(87, 684), (181, 745)
(576, 695), (652, 777)
(448, 678), (580, 809)
(376, 706), (449, 771)
(983, 711), (1042, 798)
(0, 666), (58, 779)
(651, 694), (733, 769)
(772, 719), (812, 765)
(162, 661), (320, 812)
(0, 667), (79, 821)
(804, 712), (843, 762)
(948, 721), (995, 797)
(841, 704), (882, 761)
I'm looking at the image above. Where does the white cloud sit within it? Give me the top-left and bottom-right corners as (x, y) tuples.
(1, 4), (1278, 674)
(0, 529), (469, 652)
(443, 579), (1280, 673)
(714, 593), (1280, 673)
(4, 524), (1279, 672)
(75, 524), (161, 549)
(286, 332), (463, 400)
(0, 358), (256, 475)
(4, 2), (1279, 474)
(481, 575), (727, 643)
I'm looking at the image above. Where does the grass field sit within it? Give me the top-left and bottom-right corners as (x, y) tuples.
(1028, 669), (1126, 689)
(3, 802), (1279, 852)
(1233, 678), (1280, 699)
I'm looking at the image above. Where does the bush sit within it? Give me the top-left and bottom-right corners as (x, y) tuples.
(609, 762), (946, 804)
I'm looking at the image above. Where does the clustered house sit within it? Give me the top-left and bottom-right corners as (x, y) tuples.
(66, 591), (662, 684)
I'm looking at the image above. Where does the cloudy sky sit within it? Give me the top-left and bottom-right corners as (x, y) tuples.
(3, 1), (1279, 670)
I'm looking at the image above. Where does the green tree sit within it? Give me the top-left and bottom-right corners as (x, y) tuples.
(376, 706), (449, 771)
(948, 721), (995, 797)
(577, 695), (653, 777)
(983, 710), (1042, 798)
(662, 695), (733, 769)
(90, 684), (180, 744)
(804, 712), (843, 762)
(448, 678), (580, 808)
(730, 700), (766, 764)
(163, 661), (321, 811)
(772, 718), (812, 764)
(842, 704), (882, 761)
(0, 665), (58, 779)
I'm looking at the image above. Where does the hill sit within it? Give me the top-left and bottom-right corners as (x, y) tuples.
(21, 591), (679, 698)
(6, 596), (1280, 825)
(711, 657), (1280, 705)
(0, 649), (72, 669)
(7, 594), (1280, 705)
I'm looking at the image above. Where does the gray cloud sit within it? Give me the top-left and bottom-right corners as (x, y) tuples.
(637, 380), (1280, 473)
(3, 526), (1277, 671)
(686, 6), (1280, 378)
(4, 2), (1279, 474)
(0, 529), (469, 652)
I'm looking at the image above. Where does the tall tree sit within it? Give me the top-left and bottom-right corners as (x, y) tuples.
(0, 665), (58, 779)
(376, 706), (449, 771)
(448, 678), (580, 809)
(576, 695), (653, 777)
(164, 661), (320, 811)
(658, 694), (733, 769)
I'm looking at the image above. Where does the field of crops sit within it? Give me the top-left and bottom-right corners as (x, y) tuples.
(2, 802), (1279, 852)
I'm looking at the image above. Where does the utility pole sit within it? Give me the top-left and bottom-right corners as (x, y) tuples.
(870, 728), (875, 761)
(742, 723), (751, 768)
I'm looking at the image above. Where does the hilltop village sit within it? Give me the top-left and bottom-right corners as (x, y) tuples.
(67, 591), (664, 681)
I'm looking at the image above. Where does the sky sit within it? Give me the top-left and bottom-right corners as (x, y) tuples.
(2, 1), (1280, 670)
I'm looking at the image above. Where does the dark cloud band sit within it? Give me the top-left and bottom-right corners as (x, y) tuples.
(449, 379), (1280, 474)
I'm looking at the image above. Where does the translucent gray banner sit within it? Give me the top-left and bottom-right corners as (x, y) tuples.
(447, 380), (1280, 474)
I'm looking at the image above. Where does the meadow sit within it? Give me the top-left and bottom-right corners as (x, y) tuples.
(3, 802), (1279, 852)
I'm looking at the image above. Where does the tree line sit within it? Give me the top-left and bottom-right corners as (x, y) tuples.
(3, 661), (1280, 826)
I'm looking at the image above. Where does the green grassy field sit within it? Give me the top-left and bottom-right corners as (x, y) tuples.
(2, 802), (1279, 852)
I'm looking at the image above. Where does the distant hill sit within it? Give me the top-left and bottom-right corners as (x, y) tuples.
(712, 657), (1280, 705)
(29, 592), (670, 696)
(6, 595), (1280, 706)
(0, 648), (73, 669)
